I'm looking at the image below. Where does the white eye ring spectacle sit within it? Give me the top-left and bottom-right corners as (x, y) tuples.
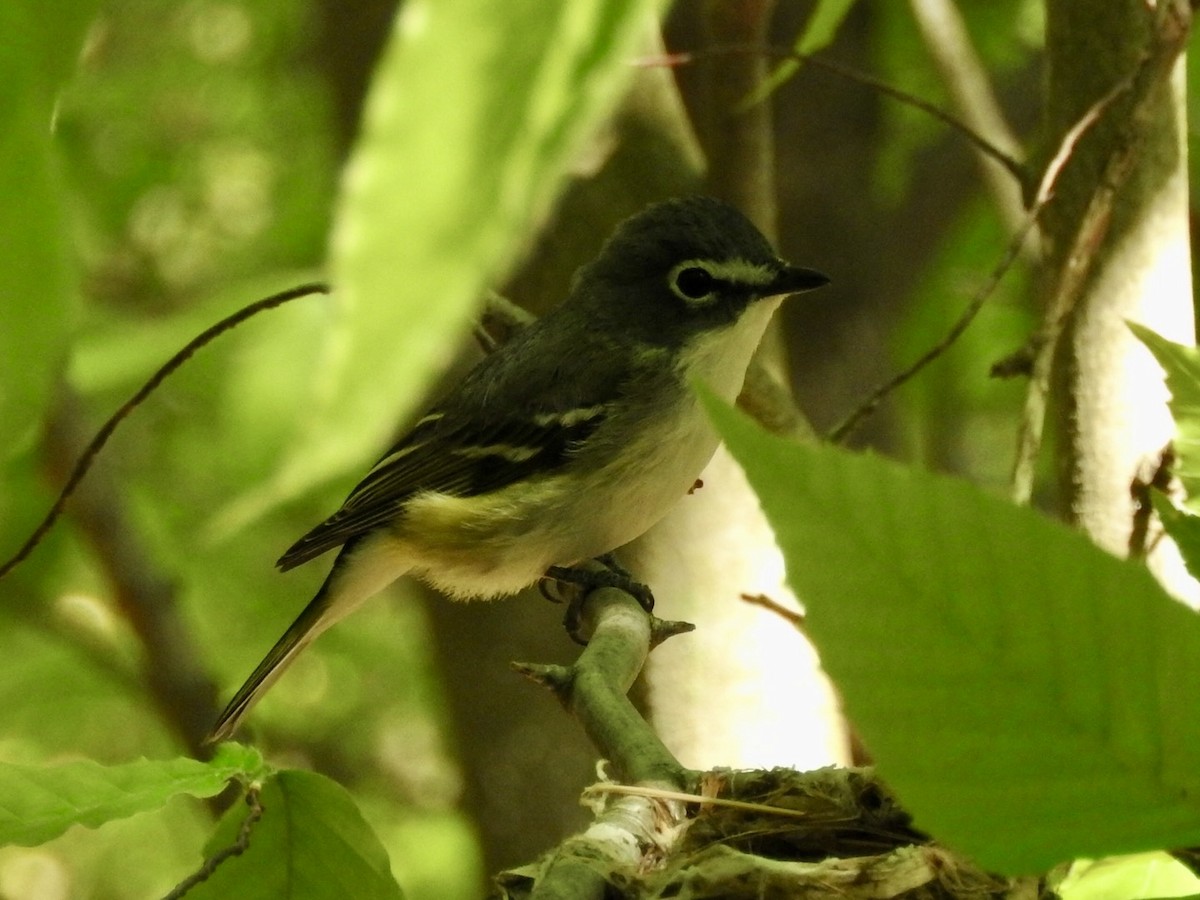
(670, 263), (717, 302)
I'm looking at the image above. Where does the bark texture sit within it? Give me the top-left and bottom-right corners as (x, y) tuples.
(1044, 0), (1195, 600)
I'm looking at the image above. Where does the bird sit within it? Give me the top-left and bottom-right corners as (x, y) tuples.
(207, 195), (829, 742)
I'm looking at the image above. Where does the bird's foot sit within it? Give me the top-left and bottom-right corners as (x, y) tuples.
(543, 556), (655, 644)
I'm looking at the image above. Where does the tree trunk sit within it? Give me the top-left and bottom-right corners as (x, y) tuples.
(1044, 0), (1196, 602)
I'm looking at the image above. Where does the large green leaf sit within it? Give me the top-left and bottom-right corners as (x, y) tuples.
(0, 743), (266, 847)
(186, 770), (403, 900)
(707, 394), (1200, 874)
(228, 0), (665, 525)
(1129, 323), (1200, 513)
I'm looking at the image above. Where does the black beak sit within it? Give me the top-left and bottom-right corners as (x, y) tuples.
(767, 264), (830, 297)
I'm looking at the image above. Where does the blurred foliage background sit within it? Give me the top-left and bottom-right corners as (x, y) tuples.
(0, 0), (1193, 897)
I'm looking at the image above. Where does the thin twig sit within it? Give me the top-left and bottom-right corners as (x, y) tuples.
(740, 592), (804, 628)
(828, 73), (1131, 447)
(908, 0), (1027, 232)
(583, 781), (813, 819)
(1031, 79), (1132, 219)
(162, 785), (264, 899)
(797, 51), (1027, 190)
(638, 44), (1027, 191)
(475, 290), (536, 353)
(0, 282), (331, 581)
(827, 212), (1038, 445)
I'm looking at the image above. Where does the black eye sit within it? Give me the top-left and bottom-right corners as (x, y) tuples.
(674, 266), (715, 299)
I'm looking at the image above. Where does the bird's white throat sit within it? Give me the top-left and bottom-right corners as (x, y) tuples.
(678, 296), (784, 402)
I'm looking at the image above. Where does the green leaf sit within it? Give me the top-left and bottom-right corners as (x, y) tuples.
(743, 0), (857, 108)
(0, 1), (98, 457)
(186, 770), (404, 900)
(0, 744), (267, 847)
(1129, 323), (1200, 512)
(231, 0), (665, 524)
(795, 0), (858, 54)
(706, 394), (1200, 874)
(1152, 494), (1200, 583)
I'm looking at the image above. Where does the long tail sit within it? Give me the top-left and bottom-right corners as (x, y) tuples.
(206, 579), (336, 744)
(207, 537), (399, 743)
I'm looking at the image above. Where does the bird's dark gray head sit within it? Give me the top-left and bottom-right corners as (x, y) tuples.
(590, 196), (777, 281)
(570, 196), (828, 344)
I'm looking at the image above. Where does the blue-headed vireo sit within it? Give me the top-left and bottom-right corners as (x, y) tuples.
(209, 195), (828, 742)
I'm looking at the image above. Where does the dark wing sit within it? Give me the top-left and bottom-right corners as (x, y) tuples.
(276, 324), (628, 571)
